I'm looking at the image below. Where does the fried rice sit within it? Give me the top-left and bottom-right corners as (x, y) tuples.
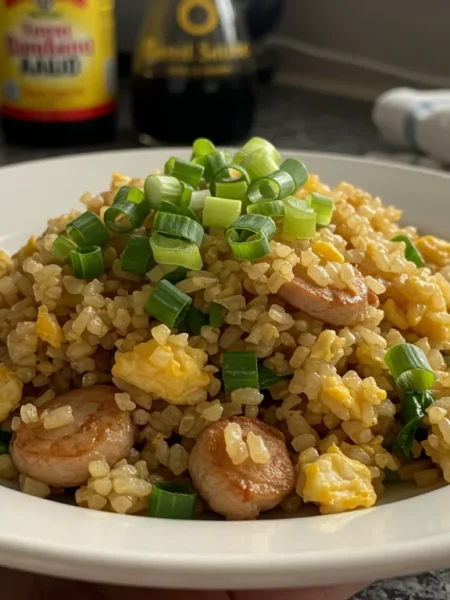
(1, 140), (450, 520)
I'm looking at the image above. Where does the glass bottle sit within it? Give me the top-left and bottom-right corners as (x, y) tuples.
(132, 0), (256, 146)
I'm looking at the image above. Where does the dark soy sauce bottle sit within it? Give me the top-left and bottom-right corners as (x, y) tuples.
(132, 0), (256, 146)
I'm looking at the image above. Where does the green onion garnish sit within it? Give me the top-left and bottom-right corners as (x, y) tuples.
(307, 193), (334, 226)
(280, 158), (309, 189)
(185, 306), (209, 335)
(191, 138), (216, 158)
(385, 343), (436, 391)
(247, 200), (285, 218)
(242, 137), (282, 165)
(190, 190), (210, 212)
(213, 180), (248, 201)
(222, 351), (259, 394)
(247, 170), (295, 204)
(209, 302), (223, 328)
(144, 280), (192, 328)
(66, 212), (110, 247)
(144, 175), (183, 209)
(203, 196), (242, 229)
(150, 233), (203, 270)
(104, 186), (151, 234)
(179, 183), (194, 208)
(159, 200), (200, 223)
(258, 364), (291, 390)
(50, 235), (77, 262)
(162, 266), (188, 284)
(226, 214), (276, 261)
(0, 431), (12, 455)
(165, 157), (204, 189)
(283, 198), (316, 239)
(148, 482), (197, 520)
(121, 235), (153, 276)
(396, 390), (434, 458)
(383, 469), (401, 484)
(392, 235), (425, 268)
(70, 246), (104, 280)
(242, 148), (280, 182)
(207, 151), (232, 178)
(153, 212), (204, 247)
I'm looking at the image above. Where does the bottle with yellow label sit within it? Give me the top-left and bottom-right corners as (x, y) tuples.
(132, 0), (255, 145)
(0, 0), (117, 146)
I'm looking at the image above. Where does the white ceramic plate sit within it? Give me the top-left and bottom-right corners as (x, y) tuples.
(1, 149), (450, 590)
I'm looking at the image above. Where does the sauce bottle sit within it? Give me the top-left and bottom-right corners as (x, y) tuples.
(132, 0), (256, 146)
(0, 0), (117, 146)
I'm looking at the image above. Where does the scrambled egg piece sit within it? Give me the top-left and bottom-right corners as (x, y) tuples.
(112, 338), (210, 405)
(36, 306), (64, 349)
(0, 366), (23, 422)
(301, 444), (376, 514)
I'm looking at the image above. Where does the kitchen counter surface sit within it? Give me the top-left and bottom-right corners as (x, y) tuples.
(0, 83), (449, 599)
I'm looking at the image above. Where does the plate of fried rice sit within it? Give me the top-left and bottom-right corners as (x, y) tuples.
(1, 139), (450, 589)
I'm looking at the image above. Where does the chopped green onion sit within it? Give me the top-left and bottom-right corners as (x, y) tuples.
(283, 198), (316, 239)
(144, 175), (182, 209)
(258, 364), (291, 390)
(70, 246), (104, 280)
(121, 235), (153, 276)
(383, 469), (401, 484)
(104, 186), (151, 233)
(0, 431), (12, 455)
(280, 158), (309, 188)
(162, 266), (188, 284)
(144, 280), (192, 328)
(222, 351), (259, 394)
(385, 343), (436, 391)
(153, 212), (204, 247)
(242, 137), (282, 165)
(150, 232), (203, 270)
(396, 390), (434, 457)
(50, 235), (77, 262)
(213, 164), (250, 185)
(392, 235), (425, 268)
(203, 196), (242, 229)
(165, 157), (204, 189)
(233, 149), (252, 166)
(207, 151), (231, 177)
(66, 212), (109, 247)
(209, 302), (223, 328)
(242, 149), (280, 181)
(190, 189), (210, 212)
(185, 306), (209, 335)
(307, 193), (334, 226)
(192, 138), (216, 158)
(148, 481), (197, 519)
(213, 180), (248, 201)
(159, 200), (200, 223)
(226, 214), (276, 261)
(247, 170), (295, 203)
(247, 200), (285, 218)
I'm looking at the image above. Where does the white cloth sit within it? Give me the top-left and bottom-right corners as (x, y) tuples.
(373, 88), (450, 165)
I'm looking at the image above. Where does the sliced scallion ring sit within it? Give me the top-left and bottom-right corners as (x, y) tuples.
(121, 235), (153, 276)
(147, 482), (197, 520)
(209, 302), (223, 328)
(144, 175), (183, 209)
(104, 186), (151, 233)
(258, 364), (291, 390)
(50, 235), (77, 262)
(283, 197), (316, 239)
(162, 265), (188, 284)
(144, 279), (192, 328)
(70, 246), (104, 280)
(242, 149), (280, 182)
(385, 343), (436, 391)
(203, 196), (242, 229)
(165, 157), (204, 189)
(66, 211), (110, 247)
(307, 192), (334, 226)
(247, 170), (295, 203)
(280, 158), (309, 188)
(153, 212), (204, 247)
(150, 233), (203, 270)
(191, 138), (216, 158)
(213, 180), (248, 201)
(222, 351), (259, 394)
(159, 200), (200, 223)
(189, 189), (210, 212)
(242, 137), (282, 165)
(185, 306), (209, 335)
(226, 214), (276, 261)
(392, 235), (425, 268)
(247, 200), (285, 218)
(207, 151), (232, 178)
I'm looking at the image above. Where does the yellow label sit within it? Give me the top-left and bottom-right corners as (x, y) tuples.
(0, 0), (116, 122)
(176, 0), (219, 37)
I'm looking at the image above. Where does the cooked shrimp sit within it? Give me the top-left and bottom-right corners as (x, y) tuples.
(278, 265), (369, 326)
(11, 385), (134, 488)
(188, 417), (295, 520)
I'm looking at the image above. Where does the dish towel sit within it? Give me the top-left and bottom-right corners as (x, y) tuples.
(371, 87), (450, 170)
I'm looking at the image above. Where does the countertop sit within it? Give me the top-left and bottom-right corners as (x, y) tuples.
(0, 83), (449, 599)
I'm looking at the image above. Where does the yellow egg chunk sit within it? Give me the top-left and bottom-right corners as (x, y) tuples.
(302, 444), (376, 514)
(36, 306), (64, 349)
(112, 338), (210, 405)
(0, 365), (23, 422)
